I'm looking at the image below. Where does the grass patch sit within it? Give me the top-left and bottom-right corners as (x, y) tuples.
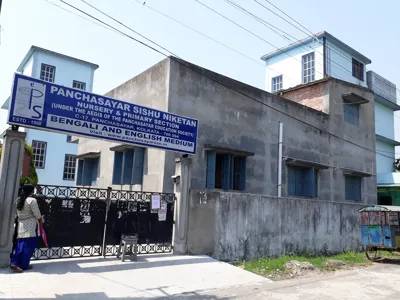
(240, 251), (371, 280)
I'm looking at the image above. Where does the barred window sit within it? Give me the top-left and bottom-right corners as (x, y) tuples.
(63, 154), (77, 180)
(40, 64), (56, 82)
(302, 52), (315, 84)
(272, 75), (283, 93)
(73, 80), (86, 91)
(32, 140), (47, 169)
(352, 58), (364, 81)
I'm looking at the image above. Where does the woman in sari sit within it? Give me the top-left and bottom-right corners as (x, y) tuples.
(10, 184), (43, 272)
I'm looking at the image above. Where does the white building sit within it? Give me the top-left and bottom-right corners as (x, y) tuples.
(1, 46), (98, 186)
(261, 31), (400, 205)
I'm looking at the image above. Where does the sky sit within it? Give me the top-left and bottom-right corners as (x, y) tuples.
(1, 0), (400, 136)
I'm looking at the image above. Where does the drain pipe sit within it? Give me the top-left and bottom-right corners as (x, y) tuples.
(278, 122), (283, 197)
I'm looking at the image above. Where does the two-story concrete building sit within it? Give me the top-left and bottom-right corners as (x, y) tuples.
(76, 57), (376, 203)
(262, 31), (399, 205)
(1, 46), (98, 186)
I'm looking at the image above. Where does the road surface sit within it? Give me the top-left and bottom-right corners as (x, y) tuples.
(167, 262), (400, 299)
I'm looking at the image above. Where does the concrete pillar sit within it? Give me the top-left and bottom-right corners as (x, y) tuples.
(0, 129), (26, 267)
(172, 157), (192, 254)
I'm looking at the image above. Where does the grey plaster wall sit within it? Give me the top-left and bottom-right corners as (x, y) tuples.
(77, 57), (376, 203)
(77, 58), (174, 192)
(188, 190), (365, 261)
(167, 59), (376, 203)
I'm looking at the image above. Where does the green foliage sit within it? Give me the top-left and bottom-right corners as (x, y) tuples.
(240, 251), (370, 280)
(0, 141), (39, 185)
(395, 158), (400, 171)
(20, 142), (38, 185)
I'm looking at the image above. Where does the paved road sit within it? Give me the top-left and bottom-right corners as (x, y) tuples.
(0, 254), (269, 299)
(1, 254), (399, 299)
(167, 262), (400, 300)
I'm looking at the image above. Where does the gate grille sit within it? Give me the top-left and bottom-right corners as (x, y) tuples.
(28, 185), (175, 260)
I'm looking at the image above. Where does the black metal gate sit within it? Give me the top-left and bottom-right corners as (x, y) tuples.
(30, 185), (175, 260)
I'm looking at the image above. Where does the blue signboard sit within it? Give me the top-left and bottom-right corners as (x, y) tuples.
(7, 73), (198, 154)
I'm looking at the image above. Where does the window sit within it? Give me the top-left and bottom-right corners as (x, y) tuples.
(40, 64), (56, 82)
(76, 157), (99, 186)
(378, 195), (392, 206)
(66, 135), (72, 143)
(287, 166), (317, 198)
(302, 52), (315, 83)
(32, 140), (47, 169)
(112, 148), (144, 185)
(343, 100), (359, 125)
(63, 154), (77, 180)
(271, 75), (283, 93)
(345, 176), (361, 201)
(206, 152), (246, 190)
(352, 58), (364, 81)
(73, 80), (86, 91)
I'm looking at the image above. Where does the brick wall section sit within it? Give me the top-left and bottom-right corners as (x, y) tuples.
(280, 82), (325, 111)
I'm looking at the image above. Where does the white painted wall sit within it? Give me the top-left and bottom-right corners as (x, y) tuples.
(264, 37), (369, 93)
(35, 51), (95, 91)
(375, 102), (395, 140)
(25, 128), (78, 185)
(326, 39), (368, 87)
(22, 55), (34, 77)
(376, 140), (395, 174)
(22, 50), (96, 186)
(265, 40), (324, 92)
(395, 112), (400, 156)
(377, 172), (400, 185)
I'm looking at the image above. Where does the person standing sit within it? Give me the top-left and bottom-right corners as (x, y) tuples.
(10, 184), (43, 272)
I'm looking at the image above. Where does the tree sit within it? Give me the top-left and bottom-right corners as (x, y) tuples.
(395, 158), (400, 172)
(0, 142), (39, 185)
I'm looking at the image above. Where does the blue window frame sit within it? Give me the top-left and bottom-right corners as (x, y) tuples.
(345, 176), (362, 201)
(76, 157), (99, 186)
(112, 148), (144, 185)
(343, 101), (359, 126)
(272, 75), (283, 93)
(206, 152), (246, 191)
(287, 166), (317, 198)
(302, 52), (315, 84)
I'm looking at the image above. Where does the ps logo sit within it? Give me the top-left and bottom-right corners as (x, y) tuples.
(13, 78), (46, 121)
(18, 83), (44, 119)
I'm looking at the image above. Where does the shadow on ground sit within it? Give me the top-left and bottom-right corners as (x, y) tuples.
(3, 254), (214, 275)
(2, 291), (229, 299)
(375, 257), (400, 265)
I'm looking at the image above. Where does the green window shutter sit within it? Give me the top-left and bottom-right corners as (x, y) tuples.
(112, 152), (123, 185)
(222, 154), (232, 190)
(132, 148), (144, 185)
(76, 159), (84, 185)
(91, 158), (99, 186)
(82, 159), (92, 186)
(304, 167), (317, 198)
(238, 157), (246, 191)
(355, 178), (362, 201)
(346, 176), (361, 201)
(287, 166), (296, 196)
(206, 151), (216, 189)
(295, 167), (303, 196)
(122, 150), (134, 184)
